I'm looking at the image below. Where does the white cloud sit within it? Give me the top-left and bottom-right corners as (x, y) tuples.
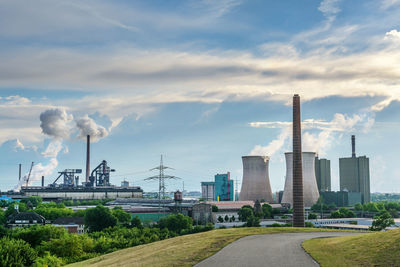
(249, 113), (374, 157)
(40, 108), (73, 139)
(318, 0), (342, 22)
(75, 115), (108, 141)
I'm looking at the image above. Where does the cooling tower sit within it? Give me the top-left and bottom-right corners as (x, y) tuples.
(239, 156), (274, 203)
(281, 152), (320, 208)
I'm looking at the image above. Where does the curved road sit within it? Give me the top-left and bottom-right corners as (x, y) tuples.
(195, 232), (360, 267)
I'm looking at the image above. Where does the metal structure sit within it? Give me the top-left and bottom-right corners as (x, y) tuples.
(281, 152), (320, 208)
(25, 162), (34, 187)
(145, 155), (180, 213)
(292, 94), (304, 227)
(52, 169), (82, 187)
(89, 160), (115, 187)
(239, 156), (274, 203)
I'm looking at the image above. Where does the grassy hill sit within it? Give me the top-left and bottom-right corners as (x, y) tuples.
(67, 227), (349, 267)
(303, 228), (400, 266)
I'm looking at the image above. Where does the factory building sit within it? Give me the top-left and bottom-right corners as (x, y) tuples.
(320, 191), (362, 207)
(339, 135), (370, 204)
(281, 152), (320, 208)
(201, 172), (234, 201)
(315, 157), (331, 192)
(201, 182), (215, 201)
(239, 156), (273, 203)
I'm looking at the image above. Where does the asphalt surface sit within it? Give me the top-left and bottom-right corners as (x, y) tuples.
(195, 232), (361, 267)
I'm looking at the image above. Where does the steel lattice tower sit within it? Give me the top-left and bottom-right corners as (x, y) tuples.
(145, 155), (180, 214)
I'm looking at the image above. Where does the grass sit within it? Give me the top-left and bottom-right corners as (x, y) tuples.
(67, 227), (352, 267)
(303, 228), (400, 266)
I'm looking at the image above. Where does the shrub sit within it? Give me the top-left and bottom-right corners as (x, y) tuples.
(0, 237), (37, 266)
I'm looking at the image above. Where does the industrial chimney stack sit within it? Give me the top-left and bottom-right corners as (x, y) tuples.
(86, 135), (90, 184)
(41, 176), (44, 187)
(351, 135), (356, 158)
(292, 94), (305, 227)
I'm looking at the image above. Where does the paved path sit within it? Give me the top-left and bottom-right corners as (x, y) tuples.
(195, 232), (360, 267)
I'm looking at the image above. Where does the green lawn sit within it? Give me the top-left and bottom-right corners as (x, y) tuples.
(303, 228), (400, 266)
(67, 227), (350, 267)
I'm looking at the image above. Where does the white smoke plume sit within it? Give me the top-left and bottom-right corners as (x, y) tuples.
(76, 115), (109, 142)
(14, 109), (109, 191)
(249, 113), (373, 157)
(40, 108), (73, 139)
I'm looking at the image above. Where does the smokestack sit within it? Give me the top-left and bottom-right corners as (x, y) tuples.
(41, 176), (44, 187)
(19, 164), (21, 181)
(351, 135), (356, 158)
(86, 135), (90, 184)
(292, 94), (305, 227)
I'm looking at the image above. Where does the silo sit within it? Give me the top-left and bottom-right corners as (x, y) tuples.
(239, 156), (274, 203)
(281, 152), (320, 208)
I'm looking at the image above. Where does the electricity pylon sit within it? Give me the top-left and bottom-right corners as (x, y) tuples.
(145, 155), (180, 214)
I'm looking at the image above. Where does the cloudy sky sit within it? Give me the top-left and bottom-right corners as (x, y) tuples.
(1, 0), (400, 193)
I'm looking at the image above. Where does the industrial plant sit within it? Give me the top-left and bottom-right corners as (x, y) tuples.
(8, 135), (143, 201)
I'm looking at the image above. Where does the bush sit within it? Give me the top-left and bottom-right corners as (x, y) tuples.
(157, 214), (193, 233)
(0, 237), (37, 266)
(218, 216), (224, 223)
(11, 225), (67, 248)
(34, 252), (64, 267)
(211, 205), (218, 212)
(305, 222), (314, 228)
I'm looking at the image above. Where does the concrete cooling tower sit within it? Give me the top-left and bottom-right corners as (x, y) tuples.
(239, 156), (274, 203)
(281, 152), (320, 208)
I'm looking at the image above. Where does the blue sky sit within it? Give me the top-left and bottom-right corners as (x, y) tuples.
(1, 0), (400, 193)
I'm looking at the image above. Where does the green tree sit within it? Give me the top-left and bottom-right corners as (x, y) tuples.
(354, 203), (363, 211)
(0, 237), (37, 266)
(157, 214), (193, 233)
(131, 216), (143, 229)
(11, 225), (66, 248)
(224, 215), (229, 222)
(111, 207), (131, 226)
(262, 204), (273, 219)
(238, 206), (254, 222)
(217, 216), (224, 223)
(84, 205), (117, 232)
(246, 215), (260, 227)
(308, 213), (317, 219)
(211, 205), (218, 212)
(20, 196), (42, 207)
(370, 211), (395, 231)
(5, 202), (29, 217)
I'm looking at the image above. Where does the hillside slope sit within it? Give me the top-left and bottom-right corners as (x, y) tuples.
(67, 227), (351, 267)
(303, 228), (400, 266)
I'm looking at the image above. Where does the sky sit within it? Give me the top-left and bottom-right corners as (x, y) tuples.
(1, 0), (400, 193)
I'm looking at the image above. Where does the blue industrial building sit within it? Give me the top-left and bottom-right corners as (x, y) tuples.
(201, 172), (234, 201)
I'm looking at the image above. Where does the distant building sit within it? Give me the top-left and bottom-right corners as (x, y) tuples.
(275, 191), (284, 203)
(7, 211), (45, 228)
(201, 172), (234, 201)
(192, 203), (213, 225)
(53, 217), (85, 234)
(320, 191), (362, 207)
(339, 135), (370, 204)
(214, 172), (234, 201)
(201, 182), (215, 201)
(315, 157), (331, 192)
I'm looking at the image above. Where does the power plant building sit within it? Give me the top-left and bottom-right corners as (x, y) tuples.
(281, 152), (320, 208)
(239, 156), (273, 203)
(201, 182), (215, 201)
(315, 157), (331, 192)
(201, 172), (233, 201)
(339, 135), (370, 204)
